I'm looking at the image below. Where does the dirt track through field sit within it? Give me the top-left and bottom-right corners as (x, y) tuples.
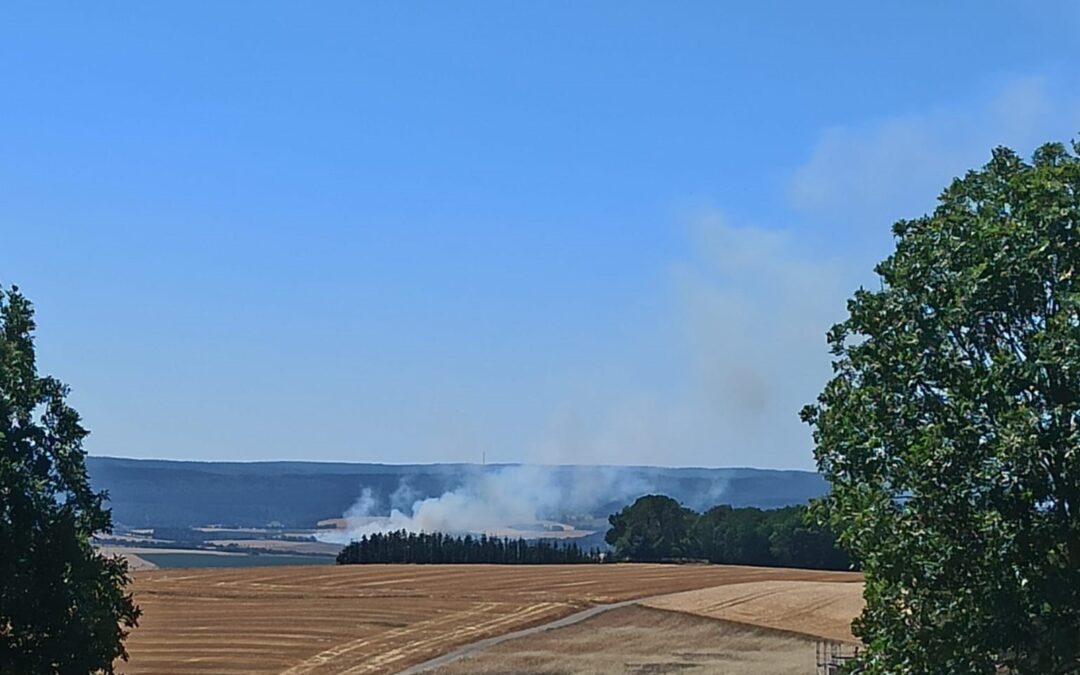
(122, 564), (860, 674)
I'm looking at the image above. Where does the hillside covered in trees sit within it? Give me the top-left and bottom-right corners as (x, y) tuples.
(605, 495), (849, 570)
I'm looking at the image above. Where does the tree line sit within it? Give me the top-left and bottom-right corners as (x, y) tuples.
(335, 495), (848, 570)
(336, 530), (603, 564)
(605, 495), (849, 570)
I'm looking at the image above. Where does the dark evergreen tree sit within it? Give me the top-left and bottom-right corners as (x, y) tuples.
(336, 530), (602, 565)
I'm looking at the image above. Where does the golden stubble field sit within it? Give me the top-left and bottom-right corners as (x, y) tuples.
(425, 605), (830, 675)
(121, 563), (862, 675)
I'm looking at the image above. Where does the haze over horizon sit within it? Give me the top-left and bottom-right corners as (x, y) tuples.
(3, 3), (1079, 469)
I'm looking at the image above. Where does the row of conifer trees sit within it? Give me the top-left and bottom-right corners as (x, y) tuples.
(336, 530), (604, 564)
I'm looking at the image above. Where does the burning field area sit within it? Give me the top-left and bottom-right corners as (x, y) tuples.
(121, 563), (861, 674)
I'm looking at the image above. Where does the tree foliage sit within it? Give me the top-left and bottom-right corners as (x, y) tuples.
(336, 530), (602, 564)
(605, 495), (698, 561)
(0, 286), (140, 673)
(802, 142), (1080, 674)
(606, 495), (848, 569)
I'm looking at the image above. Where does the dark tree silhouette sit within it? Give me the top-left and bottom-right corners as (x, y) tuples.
(336, 530), (602, 564)
(0, 286), (140, 673)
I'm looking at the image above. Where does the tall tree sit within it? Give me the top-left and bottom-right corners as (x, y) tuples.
(605, 495), (696, 561)
(802, 142), (1080, 673)
(0, 286), (140, 673)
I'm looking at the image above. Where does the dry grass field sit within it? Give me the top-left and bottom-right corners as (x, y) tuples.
(426, 605), (822, 675)
(121, 564), (861, 675)
(641, 579), (864, 643)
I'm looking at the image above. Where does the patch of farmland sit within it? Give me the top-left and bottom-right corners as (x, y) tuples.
(98, 545), (336, 569)
(99, 545), (243, 557)
(424, 604), (820, 675)
(208, 539), (345, 556)
(641, 579), (865, 643)
(121, 563), (859, 674)
(136, 552), (335, 569)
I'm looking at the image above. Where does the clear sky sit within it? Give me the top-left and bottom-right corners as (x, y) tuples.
(2, 3), (1078, 469)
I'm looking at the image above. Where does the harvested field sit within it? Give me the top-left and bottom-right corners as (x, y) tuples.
(642, 579), (865, 643)
(424, 604), (821, 675)
(122, 564), (859, 674)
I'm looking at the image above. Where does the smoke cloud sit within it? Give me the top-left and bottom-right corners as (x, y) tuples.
(317, 464), (682, 543)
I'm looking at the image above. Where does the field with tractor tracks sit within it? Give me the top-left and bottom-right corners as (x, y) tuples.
(121, 563), (861, 674)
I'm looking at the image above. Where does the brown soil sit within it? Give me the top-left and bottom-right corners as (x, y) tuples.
(120, 563), (860, 675)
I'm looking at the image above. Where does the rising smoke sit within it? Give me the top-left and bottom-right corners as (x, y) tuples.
(316, 464), (696, 543)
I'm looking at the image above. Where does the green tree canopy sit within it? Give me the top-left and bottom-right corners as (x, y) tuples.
(694, 504), (771, 565)
(612, 499), (849, 570)
(605, 494), (697, 561)
(0, 286), (140, 673)
(802, 141), (1080, 674)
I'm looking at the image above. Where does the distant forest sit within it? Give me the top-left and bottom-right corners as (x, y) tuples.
(336, 531), (601, 564)
(336, 495), (849, 571)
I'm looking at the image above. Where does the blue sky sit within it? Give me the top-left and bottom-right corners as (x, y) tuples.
(2, 3), (1078, 468)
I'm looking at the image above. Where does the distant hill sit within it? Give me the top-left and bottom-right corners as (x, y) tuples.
(87, 457), (828, 529)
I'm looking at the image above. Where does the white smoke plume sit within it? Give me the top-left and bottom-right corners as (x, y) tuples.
(317, 464), (664, 544)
